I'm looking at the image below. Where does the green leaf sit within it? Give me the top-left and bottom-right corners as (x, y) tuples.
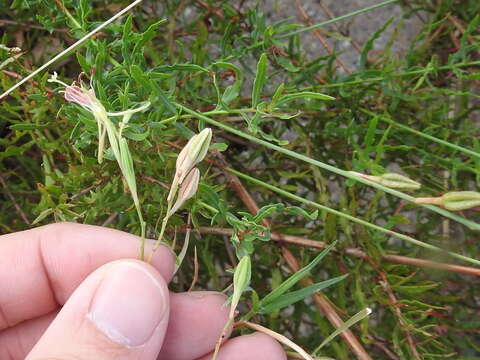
(210, 142), (228, 151)
(136, 19), (167, 48)
(360, 17), (394, 69)
(285, 206), (318, 220)
(32, 208), (54, 225)
(10, 123), (45, 130)
(276, 92), (335, 107)
(252, 53), (267, 108)
(212, 62), (244, 108)
(260, 241), (337, 306)
(276, 56), (301, 72)
(271, 83), (285, 108)
(260, 274), (348, 313)
(158, 63), (208, 72)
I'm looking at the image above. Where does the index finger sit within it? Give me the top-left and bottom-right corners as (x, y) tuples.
(0, 222), (174, 331)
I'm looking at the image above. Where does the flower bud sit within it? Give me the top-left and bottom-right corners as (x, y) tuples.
(230, 255), (251, 318)
(168, 167), (200, 216)
(442, 191), (480, 211)
(415, 191), (480, 210)
(176, 128), (212, 183)
(351, 171), (421, 190)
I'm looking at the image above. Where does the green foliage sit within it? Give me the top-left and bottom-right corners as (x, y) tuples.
(1, 0), (480, 359)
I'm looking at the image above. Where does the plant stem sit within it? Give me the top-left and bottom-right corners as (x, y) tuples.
(278, 0), (398, 39)
(158, 108), (257, 126)
(177, 104), (480, 231)
(235, 321), (314, 360)
(226, 167), (480, 266)
(212, 317), (234, 360)
(299, 61), (480, 90)
(148, 202), (171, 263)
(361, 108), (480, 160)
(196, 226), (480, 276)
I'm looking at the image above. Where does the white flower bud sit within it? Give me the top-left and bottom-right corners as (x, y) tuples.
(168, 167), (200, 216)
(176, 128), (212, 183)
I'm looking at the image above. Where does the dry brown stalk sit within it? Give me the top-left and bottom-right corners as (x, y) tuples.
(1, 70), (55, 96)
(187, 246), (199, 292)
(0, 19), (69, 32)
(101, 212), (119, 226)
(447, 15), (477, 48)
(197, 226), (480, 277)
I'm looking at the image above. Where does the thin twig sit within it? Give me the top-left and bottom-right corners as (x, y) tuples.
(447, 15), (478, 49)
(377, 271), (421, 359)
(0, 174), (30, 225)
(102, 212), (119, 226)
(196, 227), (480, 277)
(187, 246), (199, 292)
(70, 179), (106, 200)
(316, 3), (363, 53)
(1, 70), (55, 95)
(294, 0), (353, 74)
(0, 19), (69, 32)
(367, 335), (399, 360)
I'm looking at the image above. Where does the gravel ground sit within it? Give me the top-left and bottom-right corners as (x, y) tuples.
(259, 0), (425, 71)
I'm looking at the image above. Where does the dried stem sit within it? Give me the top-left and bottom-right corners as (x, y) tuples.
(196, 227), (480, 277)
(235, 321), (314, 360)
(187, 246), (199, 292)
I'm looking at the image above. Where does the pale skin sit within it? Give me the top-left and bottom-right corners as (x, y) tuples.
(0, 222), (287, 360)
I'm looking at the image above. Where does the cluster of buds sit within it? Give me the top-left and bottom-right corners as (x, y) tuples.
(150, 128), (212, 262)
(415, 191), (480, 211)
(166, 128), (212, 217)
(350, 171), (421, 190)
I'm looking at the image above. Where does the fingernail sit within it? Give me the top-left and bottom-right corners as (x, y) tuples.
(87, 261), (168, 347)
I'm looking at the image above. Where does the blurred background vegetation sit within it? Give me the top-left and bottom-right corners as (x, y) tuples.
(1, 0), (479, 359)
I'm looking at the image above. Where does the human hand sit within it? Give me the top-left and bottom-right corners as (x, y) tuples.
(0, 222), (286, 360)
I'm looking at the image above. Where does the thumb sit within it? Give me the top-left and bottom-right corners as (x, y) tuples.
(27, 260), (170, 360)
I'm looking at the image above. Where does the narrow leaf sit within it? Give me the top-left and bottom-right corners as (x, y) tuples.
(276, 92), (334, 107)
(314, 307), (372, 353)
(261, 241), (337, 305)
(260, 274), (348, 314)
(252, 53), (267, 107)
